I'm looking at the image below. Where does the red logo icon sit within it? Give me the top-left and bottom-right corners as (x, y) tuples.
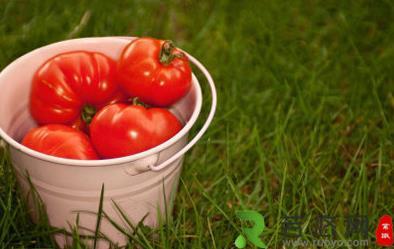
(376, 215), (393, 247)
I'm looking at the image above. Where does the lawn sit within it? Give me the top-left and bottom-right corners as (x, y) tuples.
(0, 0), (393, 248)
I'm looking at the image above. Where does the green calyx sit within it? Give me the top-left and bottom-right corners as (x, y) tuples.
(81, 104), (97, 124)
(159, 40), (184, 65)
(131, 97), (148, 107)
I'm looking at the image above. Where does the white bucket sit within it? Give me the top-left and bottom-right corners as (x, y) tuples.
(0, 37), (217, 248)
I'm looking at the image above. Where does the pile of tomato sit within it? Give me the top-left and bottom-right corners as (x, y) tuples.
(22, 38), (192, 160)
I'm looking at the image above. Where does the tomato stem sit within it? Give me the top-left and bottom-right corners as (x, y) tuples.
(131, 97), (148, 107)
(159, 40), (184, 65)
(81, 104), (96, 125)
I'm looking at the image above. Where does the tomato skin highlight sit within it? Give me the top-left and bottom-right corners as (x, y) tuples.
(117, 38), (192, 107)
(90, 104), (182, 159)
(22, 124), (98, 160)
(30, 51), (121, 129)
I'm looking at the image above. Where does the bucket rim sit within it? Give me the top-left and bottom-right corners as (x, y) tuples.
(0, 37), (203, 167)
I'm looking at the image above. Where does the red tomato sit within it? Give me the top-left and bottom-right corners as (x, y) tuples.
(22, 124), (98, 160)
(117, 38), (192, 107)
(30, 51), (124, 130)
(90, 103), (182, 159)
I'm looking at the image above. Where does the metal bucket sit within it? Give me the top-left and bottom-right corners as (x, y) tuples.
(0, 37), (217, 248)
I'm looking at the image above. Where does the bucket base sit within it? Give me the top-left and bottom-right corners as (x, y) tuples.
(14, 158), (183, 249)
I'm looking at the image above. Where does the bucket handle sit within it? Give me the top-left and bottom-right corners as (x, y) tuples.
(148, 54), (217, 172)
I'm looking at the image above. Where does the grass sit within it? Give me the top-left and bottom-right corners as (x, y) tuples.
(0, 0), (393, 248)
